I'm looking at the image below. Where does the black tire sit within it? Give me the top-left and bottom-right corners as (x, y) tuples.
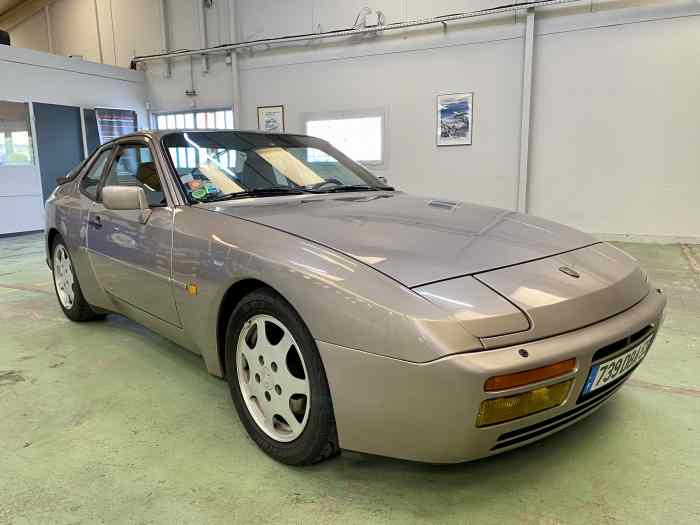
(224, 288), (339, 465)
(51, 237), (105, 322)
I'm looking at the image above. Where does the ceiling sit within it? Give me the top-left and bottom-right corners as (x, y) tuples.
(0, 0), (27, 18)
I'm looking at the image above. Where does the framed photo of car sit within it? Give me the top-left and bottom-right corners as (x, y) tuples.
(437, 93), (473, 146)
(257, 105), (285, 133)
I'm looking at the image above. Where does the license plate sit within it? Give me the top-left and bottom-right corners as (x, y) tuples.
(582, 336), (654, 395)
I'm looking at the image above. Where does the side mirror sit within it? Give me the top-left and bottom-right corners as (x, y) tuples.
(102, 186), (151, 223)
(376, 176), (388, 185)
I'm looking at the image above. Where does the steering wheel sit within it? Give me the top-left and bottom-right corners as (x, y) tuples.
(309, 178), (344, 191)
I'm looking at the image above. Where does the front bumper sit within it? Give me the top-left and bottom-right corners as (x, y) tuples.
(318, 285), (666, 463)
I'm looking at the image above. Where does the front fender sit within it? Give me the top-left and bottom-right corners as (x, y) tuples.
(171, 206), (481, 376)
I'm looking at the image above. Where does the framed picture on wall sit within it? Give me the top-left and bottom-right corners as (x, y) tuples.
(94, 108), (138, 143)
(437, 93), (473, 146)
(257, 105), (285, 133)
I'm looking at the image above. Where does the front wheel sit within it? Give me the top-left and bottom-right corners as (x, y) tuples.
(51, 239), (104, 322)
(224, 288), (339, 465)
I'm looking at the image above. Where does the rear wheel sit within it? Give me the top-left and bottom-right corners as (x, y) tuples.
(51, 238), (104, 322)
(225, 288), (339, 465)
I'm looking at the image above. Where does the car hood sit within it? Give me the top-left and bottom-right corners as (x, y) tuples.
(202, 192), (597, 287)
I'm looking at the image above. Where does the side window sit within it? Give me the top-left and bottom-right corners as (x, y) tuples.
(80, 149), (112, 201)
(103, 144), (165, 207)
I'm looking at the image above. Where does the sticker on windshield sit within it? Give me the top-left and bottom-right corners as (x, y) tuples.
(191, 188), (207, 200)
(204, 182), (219, 194)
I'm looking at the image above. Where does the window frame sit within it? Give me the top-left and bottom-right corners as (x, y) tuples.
(78, 147), (115, 202)
(99, 140), (170, 209)
(301, 108), (388, 169)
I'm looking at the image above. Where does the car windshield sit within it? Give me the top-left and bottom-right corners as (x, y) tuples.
(162, 131), (390, 202)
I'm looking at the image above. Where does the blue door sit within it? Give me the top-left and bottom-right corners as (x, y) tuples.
(33, 103), (84, 202)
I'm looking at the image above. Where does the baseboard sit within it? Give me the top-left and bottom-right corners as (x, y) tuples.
(0, 229), (44, 239)
(594, 233), (700, 245)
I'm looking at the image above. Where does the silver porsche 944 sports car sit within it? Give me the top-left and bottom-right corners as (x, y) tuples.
(45, 130), (666, 465)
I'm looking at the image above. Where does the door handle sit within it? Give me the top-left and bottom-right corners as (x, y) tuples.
(89, 216), (103, 229)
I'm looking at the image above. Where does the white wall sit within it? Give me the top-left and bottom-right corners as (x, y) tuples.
(6, 0), (235, 113)
(145, 0), (235, 113)
(49, 0), (102, 61)
(8, 0), (163, 67)
(0, 45), (146, 234)
(110, 0), (162, 66)
(7, 9), (50, 53)
(230, 0), (700, 239)
(239, 36), (523, 209)
(234, 0), (533, 40)
(529, 10), (700, 239)
(5, 0), (700, 239)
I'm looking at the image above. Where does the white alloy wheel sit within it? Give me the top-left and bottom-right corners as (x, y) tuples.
(53, 244), (75, 310)
(236, 314), (311, 442)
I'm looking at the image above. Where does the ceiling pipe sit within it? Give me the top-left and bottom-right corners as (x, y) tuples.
(131, 0), (582, 66)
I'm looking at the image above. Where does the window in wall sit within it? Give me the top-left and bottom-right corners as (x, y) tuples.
(0, 101), (34, 166)
(154, 109), (234, 132)
(304, 112), (384, 167)
(155, 109), (235, 170)
(167, 142), (239, 180)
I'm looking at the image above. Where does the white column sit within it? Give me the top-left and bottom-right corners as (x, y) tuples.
(44, 5), (53, 54)
(516, 7), (535, 213)
(197, 0), (209, 73)
(158, 0), (171, 77)
(92, 0), (104, 63)
(228, 0), (242, 127)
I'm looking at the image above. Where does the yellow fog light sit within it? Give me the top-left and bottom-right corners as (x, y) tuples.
(476, 380), (573, 427)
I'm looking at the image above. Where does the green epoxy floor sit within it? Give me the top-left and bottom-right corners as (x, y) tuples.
(1, 234), (698, 525)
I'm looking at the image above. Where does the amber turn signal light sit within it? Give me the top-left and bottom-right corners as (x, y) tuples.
(484, 358), (576, 392)
(476, 380), (573, 427)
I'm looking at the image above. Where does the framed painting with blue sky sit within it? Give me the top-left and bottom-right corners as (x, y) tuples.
(437, 93), (473, 146)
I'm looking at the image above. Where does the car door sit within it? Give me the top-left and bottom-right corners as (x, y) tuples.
(86, 140), (181, 327)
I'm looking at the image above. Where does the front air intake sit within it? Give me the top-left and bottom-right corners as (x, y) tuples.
(591, 325), (654, 364)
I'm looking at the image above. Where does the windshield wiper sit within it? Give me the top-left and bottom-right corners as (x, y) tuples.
(198, 187), (308, 203)
(308, 184), (394, 194)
